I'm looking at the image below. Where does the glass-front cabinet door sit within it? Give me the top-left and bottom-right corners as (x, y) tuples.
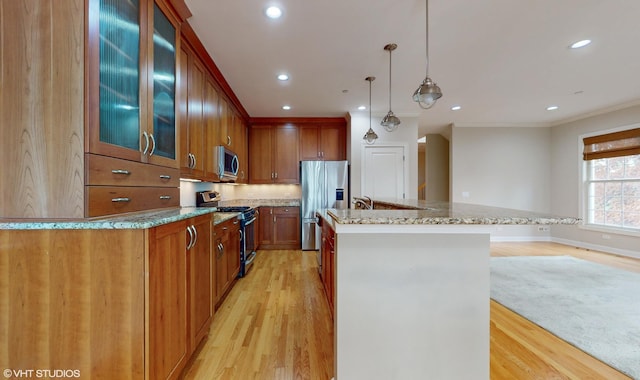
(87, 0), (179, 168)
(149, 2), (177, 165)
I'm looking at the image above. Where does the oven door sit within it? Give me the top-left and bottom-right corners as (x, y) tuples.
(242, 214), (257, 276)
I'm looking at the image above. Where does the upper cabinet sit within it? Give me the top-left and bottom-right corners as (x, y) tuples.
(249, 125), (299, 184)
(87, 0), (180, 169)
(299, 124), (346, 161)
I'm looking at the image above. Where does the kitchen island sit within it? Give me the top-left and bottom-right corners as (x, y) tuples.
(318, 202), (580, 380)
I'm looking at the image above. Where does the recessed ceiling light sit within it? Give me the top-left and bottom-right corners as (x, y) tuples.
(358, 106), (366, 110)
(546, 105), (559, 111)
(265, 6), (282, 19)
(282, 105), (291, 110)
(570, 39), (591, 49)
(451, 105), (461, 111)
(277, 74), (289, 81)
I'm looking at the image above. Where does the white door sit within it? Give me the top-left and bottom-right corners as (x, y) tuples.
(362, 145), (405, 199)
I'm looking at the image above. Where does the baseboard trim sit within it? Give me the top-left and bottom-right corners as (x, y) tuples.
(551, 237), (640, 259)
(490, 236), (552, 243)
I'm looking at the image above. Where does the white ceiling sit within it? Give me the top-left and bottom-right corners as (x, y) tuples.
(184, 0), (640, 137)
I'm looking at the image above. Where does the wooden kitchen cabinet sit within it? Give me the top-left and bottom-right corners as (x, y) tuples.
(258, 206), (301, 249)
(214, 216), (241, 306)
(321, 221), (336, 317)
(299, 125), (346, 161)
(188, 214), (213, 352)
(148, 220), (189, 380)
(0, 212), (215, 380)
(87, 0), (180, 169)
(249, 125), (299, 184)
(179, 42), (206, 179)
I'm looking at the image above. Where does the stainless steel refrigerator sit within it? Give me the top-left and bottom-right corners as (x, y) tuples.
(300, 160), (349, 250)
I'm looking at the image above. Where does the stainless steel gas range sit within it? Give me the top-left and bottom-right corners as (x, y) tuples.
(196, 191), (257, 277)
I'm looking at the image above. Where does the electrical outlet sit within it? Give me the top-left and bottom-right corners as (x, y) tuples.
(537, 226), (550, 232)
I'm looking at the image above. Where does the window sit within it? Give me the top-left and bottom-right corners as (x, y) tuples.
(583, 127), (640, 232)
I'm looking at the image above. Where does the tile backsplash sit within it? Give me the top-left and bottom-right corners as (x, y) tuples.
(180, 181), (301, 207)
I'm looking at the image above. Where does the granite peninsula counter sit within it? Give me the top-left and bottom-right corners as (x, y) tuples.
(318, 202), (580, 380)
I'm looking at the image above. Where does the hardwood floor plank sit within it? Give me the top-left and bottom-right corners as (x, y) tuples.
(183, 243), (637, 379)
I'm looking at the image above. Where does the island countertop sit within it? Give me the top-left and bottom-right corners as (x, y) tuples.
(325, 201), (581, 225)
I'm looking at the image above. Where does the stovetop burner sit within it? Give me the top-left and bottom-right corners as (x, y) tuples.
(217, 206), (253, 212)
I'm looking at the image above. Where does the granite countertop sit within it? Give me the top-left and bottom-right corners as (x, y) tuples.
(0, 207), (240, 230)
(326, 201), (581, 225)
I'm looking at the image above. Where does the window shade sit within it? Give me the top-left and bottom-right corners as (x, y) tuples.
(582, 128), (640, 160)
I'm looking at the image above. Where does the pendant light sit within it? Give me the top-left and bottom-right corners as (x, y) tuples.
(363, 76), (378, 144)
(381, 43), (401, 132)
(413, 0), (442, 109)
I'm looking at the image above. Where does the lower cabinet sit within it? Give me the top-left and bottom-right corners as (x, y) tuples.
(0, 212), (244, 380)
(258, 206), (301, 249)
(148, 213), (213, 380)
(188, 214), (214, 352)
(321, 221), (335, 317)
(148, 220), (189, 380)
(213, 216), (240, 307)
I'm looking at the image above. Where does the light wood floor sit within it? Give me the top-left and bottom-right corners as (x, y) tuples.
(183, 242), (640, 379)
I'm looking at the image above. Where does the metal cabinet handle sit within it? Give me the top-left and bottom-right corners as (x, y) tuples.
(186, 225), (194, 250)
(159, 175), (171, 180)
(227, 135), (231, 146)
(271, 172), (274, 179)
(192, 225), (198, 247)
(191, 153), (196, 168)
(142, 131), (149, 155)
(111, 169), (131, 175)
(111, 197), (130, 203)
(274, 172), (278, 179)
(149, 133), (156, 156)
(239, 230), (243, 241)
(159, 195), (172, 200)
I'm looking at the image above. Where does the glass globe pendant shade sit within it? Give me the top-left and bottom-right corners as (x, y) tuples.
(363, 128), (378, 144)
(381, 110), (401, 132)
(412, 76), (442, 109)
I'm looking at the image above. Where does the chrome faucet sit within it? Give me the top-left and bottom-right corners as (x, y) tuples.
(352, 196), (373, 210)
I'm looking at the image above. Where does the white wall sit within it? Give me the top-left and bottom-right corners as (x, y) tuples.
(348, 112), (419, 201)
(451, 126), (551, 211)
(424, 134), (449, 201)
(550, 105), (640, 257)
(451, 126), (553, 241)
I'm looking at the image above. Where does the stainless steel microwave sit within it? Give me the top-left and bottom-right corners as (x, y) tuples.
(213, 146), (239, 181)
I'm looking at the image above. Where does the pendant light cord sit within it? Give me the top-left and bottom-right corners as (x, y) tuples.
(425, 0), (430, 77)
(388, 48), (392, 110)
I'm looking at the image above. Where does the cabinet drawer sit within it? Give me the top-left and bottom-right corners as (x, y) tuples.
(274, 206), (299, 216)
(86, 186), (179, 217)
(86, 154), (179, 187)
